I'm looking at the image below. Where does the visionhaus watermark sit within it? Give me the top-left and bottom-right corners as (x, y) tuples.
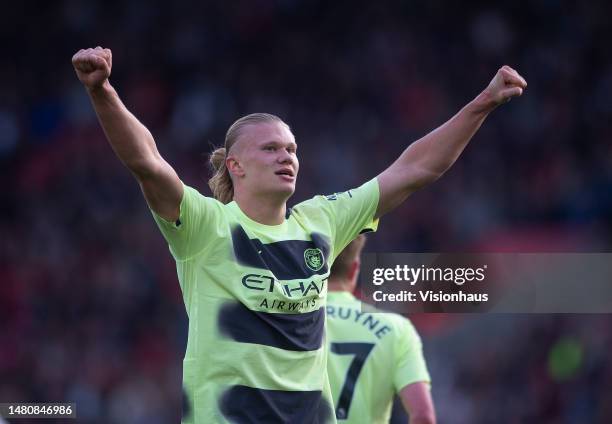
(360, 253), (612, 313)
(371, 264), (488, 303)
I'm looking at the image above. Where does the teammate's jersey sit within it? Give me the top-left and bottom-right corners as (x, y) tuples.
(151, 180), (379, 424)
(326, 292), (430, 424)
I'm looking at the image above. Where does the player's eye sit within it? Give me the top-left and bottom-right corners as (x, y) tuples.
(263, 145), (276, 152)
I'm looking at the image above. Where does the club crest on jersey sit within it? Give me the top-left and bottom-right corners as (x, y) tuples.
(304, 248), (325, 271)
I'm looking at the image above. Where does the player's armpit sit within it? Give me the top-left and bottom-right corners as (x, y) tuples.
(136, 157), (183, 222)
(399, 382), (436, 424)
(375, 165), (439, 219)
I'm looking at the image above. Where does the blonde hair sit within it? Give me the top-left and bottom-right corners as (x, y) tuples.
(329, 235), (367, 281)
(208, 113), (287, 204)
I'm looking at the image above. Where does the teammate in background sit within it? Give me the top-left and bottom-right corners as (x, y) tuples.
(326, 235), (435, 424)
(72, 45), (525, 424)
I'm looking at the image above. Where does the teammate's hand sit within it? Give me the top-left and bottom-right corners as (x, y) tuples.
(72, 47), (112, 90)
(483, 65), (527, 106)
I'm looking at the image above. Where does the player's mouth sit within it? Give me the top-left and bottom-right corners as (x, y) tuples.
(275, 168), (295, 182)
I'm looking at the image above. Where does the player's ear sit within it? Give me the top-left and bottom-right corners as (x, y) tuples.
(226, 155), (245, 177)
(348, 259), (361, 283)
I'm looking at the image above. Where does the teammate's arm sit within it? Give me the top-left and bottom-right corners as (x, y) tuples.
(375, 66), (527, 218)
(72, 47), (182, 221)
(399, 382), (436, 424)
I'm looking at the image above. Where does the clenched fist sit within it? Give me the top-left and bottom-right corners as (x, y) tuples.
(483, 65), (527, 106)
(72, 47), (112, 90)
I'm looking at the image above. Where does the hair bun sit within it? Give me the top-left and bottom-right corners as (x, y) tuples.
(209, 147), (227, 173)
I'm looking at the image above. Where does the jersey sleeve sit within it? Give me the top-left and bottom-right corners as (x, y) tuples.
(317, 178), (380, 262)
(393, 319), (431, 391)
(150, 183), (224, 261)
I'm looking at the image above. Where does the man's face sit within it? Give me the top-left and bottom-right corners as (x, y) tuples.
(229, 121), (299, 200)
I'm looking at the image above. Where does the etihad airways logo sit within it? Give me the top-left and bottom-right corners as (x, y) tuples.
(241, 274), (327, 298)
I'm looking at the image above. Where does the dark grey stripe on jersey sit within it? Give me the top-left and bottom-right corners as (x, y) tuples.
(218, 302), (325, 351)
(231, 225), (330, 280)
(219, 385), (333, 424)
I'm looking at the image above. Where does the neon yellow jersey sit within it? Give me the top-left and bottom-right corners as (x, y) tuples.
(326, 292), (430, 423)
(151, 180), (379, 423)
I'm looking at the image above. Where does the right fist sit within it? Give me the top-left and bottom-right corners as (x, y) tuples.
(72, 47), (112, 90)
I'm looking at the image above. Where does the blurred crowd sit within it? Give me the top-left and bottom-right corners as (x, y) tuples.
(1, 1), (611, 422)
(426, 315), (612, 423)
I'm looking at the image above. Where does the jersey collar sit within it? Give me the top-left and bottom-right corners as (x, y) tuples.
(327, 291), (356, 302)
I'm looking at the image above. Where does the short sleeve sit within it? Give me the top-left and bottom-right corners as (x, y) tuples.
(320, 178), (380, 261)
(150, 183), (224, 261)
(393, 319), (431, 391)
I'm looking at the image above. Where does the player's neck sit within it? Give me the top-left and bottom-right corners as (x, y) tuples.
(233, 191), (287, 225)
(328, 280), (353, 292)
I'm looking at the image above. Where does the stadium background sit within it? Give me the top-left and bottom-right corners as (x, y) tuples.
(1, 1), (611, 422)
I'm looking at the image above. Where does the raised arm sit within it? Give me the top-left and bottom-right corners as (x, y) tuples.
(72, 47), (182, 221)
(375, 66), (527, 218)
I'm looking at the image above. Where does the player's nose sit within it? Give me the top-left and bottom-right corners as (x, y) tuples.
(277, 149), (293, 164)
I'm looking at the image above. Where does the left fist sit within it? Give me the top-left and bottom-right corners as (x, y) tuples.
(484, 65), (527, 106)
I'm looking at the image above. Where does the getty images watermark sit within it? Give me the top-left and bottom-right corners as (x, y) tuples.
(371, 264), (488, 303)
(360, 253), (612, 313)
